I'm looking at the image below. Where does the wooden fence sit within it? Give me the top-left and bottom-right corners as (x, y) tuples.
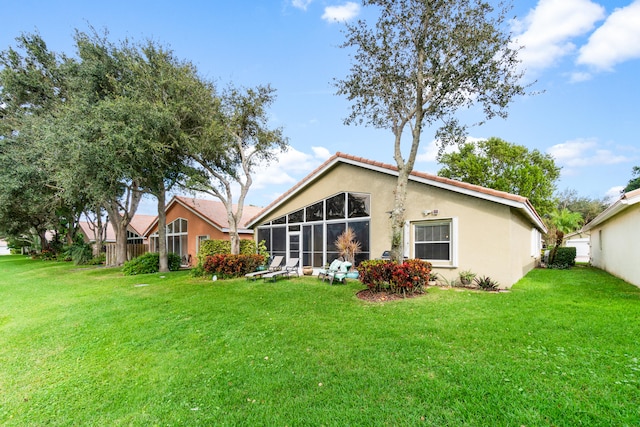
(105, 243), (148, 267)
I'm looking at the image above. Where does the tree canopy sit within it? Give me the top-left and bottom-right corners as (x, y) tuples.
(623, 166), (640, 193)
(437, 137), (561, 217)
(555, 188), (608, 225)
(335, 0), (526, 262)
(0, 33), (71, 249)
(0, 29), (286, 262)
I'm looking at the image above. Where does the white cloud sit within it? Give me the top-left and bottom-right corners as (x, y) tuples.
(547, 138), (597, 164)
(250, 146), (328, 191)
(569, 71), (593, 82)
(605, 186), (624, 203)
(577, 1), (640, 71)
(292, 0), (313, 11)
(547, 138), (629, 168)
(311, 146), (332, 160)
(512, 0), (605, 73)
(322, 2), (360, 23)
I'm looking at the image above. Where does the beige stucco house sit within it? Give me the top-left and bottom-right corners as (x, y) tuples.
(247, 152), (546, 288)
(583, 188), (640, 287)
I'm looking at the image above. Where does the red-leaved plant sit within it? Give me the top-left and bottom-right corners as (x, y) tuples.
(203, 254), (265, 278)
(358, 258), (431, 295)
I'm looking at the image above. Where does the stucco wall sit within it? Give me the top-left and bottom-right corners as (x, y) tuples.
(148, 203), (252, 263)
(257, 162), (540, 287)
(589, 205), (640, 287)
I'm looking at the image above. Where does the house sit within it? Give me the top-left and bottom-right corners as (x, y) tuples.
(247, 152), (546, 288)
(0, 239), (10, 255)
(143, 196), (263, 265)
(78, 215), (156, 246)
(582, 188), (640, 287)
(563, 231), (590, 263)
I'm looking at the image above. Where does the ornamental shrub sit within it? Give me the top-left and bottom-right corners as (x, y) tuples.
(474, 275), (499, 291)
(123, 252), (182, 275)
(70, 242), (93, 265)
(549, 246), (576, 269)
(391, 259), (431, 295)
(357, 259), (395, 292)
(197, 239), (258, 266)
(358, 259), (431, 295)
(202, 253), (265, 279)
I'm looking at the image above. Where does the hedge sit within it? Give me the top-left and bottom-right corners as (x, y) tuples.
(550, 246), (577, 269)
(197, 239), (257, 266)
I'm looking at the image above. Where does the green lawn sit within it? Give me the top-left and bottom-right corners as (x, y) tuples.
(1, 255), (639, 426)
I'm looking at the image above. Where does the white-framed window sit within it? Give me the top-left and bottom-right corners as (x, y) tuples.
(412, 218), (457, 266)
(531, 228), (542, 257)
(150, 218), (188, 259)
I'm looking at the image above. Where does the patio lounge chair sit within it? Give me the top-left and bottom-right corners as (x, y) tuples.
(262, 258), (300, 282)
(244, 255), (284, 280)
(318, 258), (344, 282)
(327, 261), (352, 285)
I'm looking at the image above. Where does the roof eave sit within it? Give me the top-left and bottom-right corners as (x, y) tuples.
(583, 190), (640, 231)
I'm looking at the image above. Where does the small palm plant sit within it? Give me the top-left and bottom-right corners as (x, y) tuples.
(334, 227), (361, 269)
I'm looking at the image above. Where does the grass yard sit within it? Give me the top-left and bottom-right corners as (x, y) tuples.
(1, 255), (639, 426)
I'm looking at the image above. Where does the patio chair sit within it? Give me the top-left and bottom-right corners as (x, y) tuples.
(328, 261), (352, 285)
(244, 255), (284, 281)
(318, 258), (344, 282)
(262, 258), (300, 282)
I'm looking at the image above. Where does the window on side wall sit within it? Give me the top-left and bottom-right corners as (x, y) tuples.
(413, 219), (454, 265)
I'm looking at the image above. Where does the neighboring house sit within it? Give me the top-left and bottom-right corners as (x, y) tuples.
(143, 196), (263, 265)
(583, 188), (640, 287)
(78, 214), (156, 246)
(247, 152), (546, 288)
(0, 239), (10, 255)
(563, 231), (590, 263)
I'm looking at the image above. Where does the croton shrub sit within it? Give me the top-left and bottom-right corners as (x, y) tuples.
(202, 253), (265, 279)
(357, 258), (432, 295)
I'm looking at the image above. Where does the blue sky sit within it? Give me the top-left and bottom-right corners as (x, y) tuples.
(2, 0), (639, 214)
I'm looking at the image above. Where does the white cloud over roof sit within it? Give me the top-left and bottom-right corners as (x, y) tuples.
(512, 0), (605, 73)
(250, 146), (329, 192)
(577, 0), (640, 71)
(322, 2), (360, 23)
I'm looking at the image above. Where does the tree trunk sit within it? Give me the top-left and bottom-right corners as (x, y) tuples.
(228, 214), (241, 255)
(104, 186), (142, 266)
(550, 230), (564, 265)
(390, 167), (410, 264)
(157, 190), (169, 272)
(113, 218), (128, 266)
(225, 196), (242, 255)
(38, 229), (49, 252)
(93, 216), (106, 258)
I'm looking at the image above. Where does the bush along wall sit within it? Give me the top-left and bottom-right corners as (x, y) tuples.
(202, 254), (265, 279)
(549, 246), (577, 269)
(197, 239), (257, 267)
